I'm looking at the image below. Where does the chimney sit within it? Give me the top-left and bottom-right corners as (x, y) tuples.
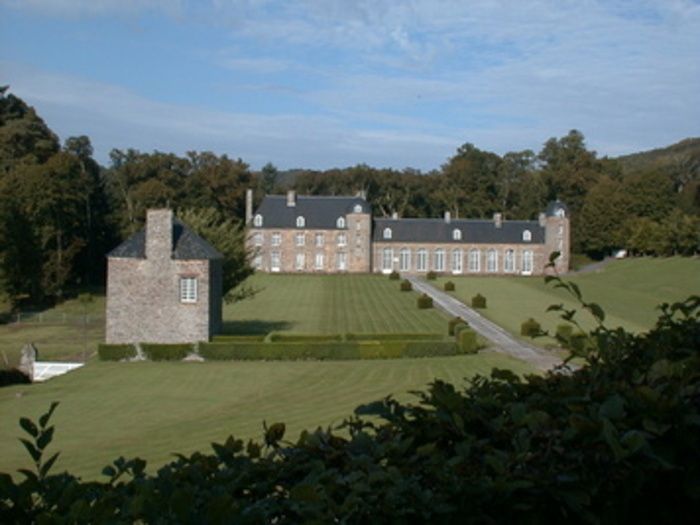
(538, 212), (546, 227)
(245, 189), (253, 224)
(356, 189), (367, 200)
(493, 212), (502, 228)
(287, 190), (296, 207)
(146, 209), (173, 260)
(391, 211), (398, 220)
(444, 211), (451, 224)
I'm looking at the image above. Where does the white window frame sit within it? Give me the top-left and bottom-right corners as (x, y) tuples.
(253, 232), (263, 246)
(468, 249), (480, 273)
(382, 248), (393, 273)
(253, 255), (262, 269)
(452, 229), (462, 241)
(523, 229), (532, 242)
(270, 251), (281, 272)
(179, 277), (197, 303)
(487, 249), (498, 273)
(504, 249), (515, 273)
(253, 214), (263, 227)
(434, 249), (445, 272)
(383, 227), (392, 240)
(353, 204), (363, 213)
(337, 252), (347, 271)
(314, 253), (324, 270)
(416, 249), (427, 272)
(296, 216), (305, 228)
(337, 233), (347, 246)
(315, 233), (324, 247)
(295, 253), (305, 271)
(271, 232), (281, 246)
(522, 250), (533, 275)
(295, 232), (305, 247)
(452, 249), (463, 274)
(336, 217), (346, 229)
(399, 248), (411, 272)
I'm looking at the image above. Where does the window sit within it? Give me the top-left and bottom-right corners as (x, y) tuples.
(295, 253), (305, 271)
(383, 227), (392, 240)
(353, 204), (363, 213)
(336, 217), (346, 229)
(452, 249), (463, 273)
(416, 249), (427, 272)
(253, 232), (263, 246)
(356, 221), (362, 230)
(504, 249), (515, 273)
(487, 249), (498, 272)
(399, 248), (411, 272)
(434, 249), (445, 272)
(468, 249), (480, 272)
(315, 233), (324, 247)
(555, 207), (566, 218)
(271, 251), (281, 272)
(296, 216), (305, 228)
(523, 229), (532, 242)
(295, 232), (305, 246)
(382, 248), (393, 272)
(522, 250), (533, 274)
(314, 253), (324, 270)
(271, 233), (281, 246)
(179, 277), (197, 303)
(558, 225), (564, 236)
(253, 214), (263, 227)
(337, 233), (347, 246)
(337, 252), (347, 271)
(253, 255), (262, 269)
(452, 229), (462, 241)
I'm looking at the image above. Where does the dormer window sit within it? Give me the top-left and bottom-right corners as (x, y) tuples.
(253, 214), (263, 227)
(523, 230), (532, 242)
(336, 217), (346, 229)
(452, 229), (462, 241)
(555, 208), (566, 218)
(353, 204), (363, 213)
(296, 216), (305, 228)
(383, 227), (392, 240)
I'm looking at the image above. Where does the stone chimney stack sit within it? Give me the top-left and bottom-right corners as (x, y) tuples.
(494, 212), (502, 228)
(146, 209), (173, 260)
(539, 212), (546, 227)
(444, 211), (451, 224)
(287, 190), (296, 207)
(245, 189), (253, 224)
(357, 190), (367, 200)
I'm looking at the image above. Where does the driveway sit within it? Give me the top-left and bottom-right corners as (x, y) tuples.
(407, 276), (563, 372)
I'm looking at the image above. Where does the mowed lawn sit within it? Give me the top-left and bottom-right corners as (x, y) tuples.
(0, 354), (533, 479)
(223, 274), (448, 334)
(435, 257), (700, 342)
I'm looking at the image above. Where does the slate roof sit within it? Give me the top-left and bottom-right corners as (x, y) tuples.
(372, 218), (545, 244)
(108, 220), (223, 260)
(546, 200), (568, 217)
(253, 195), (370, 229)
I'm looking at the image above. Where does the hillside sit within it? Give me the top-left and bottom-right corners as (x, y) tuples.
(616, 137), (700, 175)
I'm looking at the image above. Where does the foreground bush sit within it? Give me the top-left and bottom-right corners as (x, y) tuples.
(0, 368), (31, 387)
(447, 316), (464, 335)
(399, 279), (412, 291)
(3, 288), (699, 524)
(520, 317), (542, 337)
(426, 271), (437, 280)
(140, 344), (192, 361)
(97, 344), (137, 361)
(457, 327), (478, 354)
(443, 280), (455, 291)
(388, 270), (400, 280)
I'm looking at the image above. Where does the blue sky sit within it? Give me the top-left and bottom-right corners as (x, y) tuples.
(1, 0), (699, 170)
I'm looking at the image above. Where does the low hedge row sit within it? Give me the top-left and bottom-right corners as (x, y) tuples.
(346, 333), (444, 342)
(267, 333), (343, 343)
(211, 335), (266, 343)
(0, 368), (31, 387)
(141, 344), (192, 361)
(97, 344), (137, 361)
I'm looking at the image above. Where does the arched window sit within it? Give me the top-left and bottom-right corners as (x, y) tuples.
(504, 249), (515, 273)
(522, 229), (532, 242)
(487, 249), (498, 272)
(416, 249), (427, 272)
(452, 249), (463, 273)
(253, 214), (263, 227)
(522, 250), (534, 274)
(382, 248), (393, 272)
(353, 204), (363, 213)
(452, 229), (462, 241)
(555, 207), (566, 218)
(336, 217), (346, 229)
(383, 227), (392, 239)
(296, 216), (305, 228)
(399, 248), (411, 271)
(468, 249), (480, 272)
(434, 249), (445, 272)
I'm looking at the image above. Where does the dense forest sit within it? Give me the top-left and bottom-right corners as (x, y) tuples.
(0, 87), (698, 307)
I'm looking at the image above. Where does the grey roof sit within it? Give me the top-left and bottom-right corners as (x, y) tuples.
(372, 218), (545, 244)
(108, 220), (223, 260)
(253, 195), (370, 229)
(546, 200), (568, 217)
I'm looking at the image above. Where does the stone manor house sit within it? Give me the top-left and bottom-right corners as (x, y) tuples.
(246, 190), (570, 276)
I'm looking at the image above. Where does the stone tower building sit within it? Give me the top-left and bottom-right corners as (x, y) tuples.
(106, 209), (223, 344)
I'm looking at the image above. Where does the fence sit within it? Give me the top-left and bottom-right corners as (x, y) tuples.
(10, 311), (104, 325)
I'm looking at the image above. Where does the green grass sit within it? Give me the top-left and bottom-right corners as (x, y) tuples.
(223, 274), (448, 334)
(0, 353), (533, 479)
(436, 257), (700, 344)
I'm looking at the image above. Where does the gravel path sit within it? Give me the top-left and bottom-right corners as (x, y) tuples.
(407, 276), (563, 372)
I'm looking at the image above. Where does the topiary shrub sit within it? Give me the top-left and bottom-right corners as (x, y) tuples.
(444, 281), (455, 291)
(417, 294), (433, 309)
(400, 280), (412, 292)
(520, 318), (542, 338)
(98, 344), (137, 361)
(458, 328), (478, 354)
(141, 344), (192, 361)
(388, 270), (400, 280)
(555, 324), (574, 345)
(453, 322), (470, 339)
(471, 293), (487, 309)
(426, 271), (437, 280)
(448, 317), (464, 335)
(0, 368), (31, 387)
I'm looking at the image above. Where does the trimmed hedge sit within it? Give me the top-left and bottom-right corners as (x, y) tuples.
(267, 333), (343, 343)
(141, 344), (192, 361)
(400, 280), (412, 292)
(448, 317), (464, 336)
(458, 328), (478, 354)
(520, 318), (542, 337)
(417, 294), (433, 309)
(388, 270), (400, 280)
(346, 333), (443, 341)
(0, 368), (31, 387)
(97, 344), (137, 361)
(443, 281), (455, 291)
(211, 335), (266, 343)
(453, 322), (470, 338)
(471, 293), (487, 309)
(426, 271), (438, 280)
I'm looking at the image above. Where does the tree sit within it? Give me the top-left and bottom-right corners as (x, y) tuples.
(258, 162), (279, 194)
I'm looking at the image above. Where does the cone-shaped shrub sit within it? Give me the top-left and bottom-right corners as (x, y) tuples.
(520, 318), (542, 337)
(389, 271), (400, 280)
(444, 281), (455, 291)
(417, 294), (433, 309)
(400, 280), (412, 291)
(471, 293), (487, 309)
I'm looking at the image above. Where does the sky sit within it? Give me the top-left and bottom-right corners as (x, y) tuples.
(1, 0), (699, 171)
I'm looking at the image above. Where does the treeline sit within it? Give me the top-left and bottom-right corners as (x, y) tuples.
(0, 87), (698, 306)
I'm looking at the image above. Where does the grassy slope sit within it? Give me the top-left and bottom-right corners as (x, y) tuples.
(0, 354), (532, 479)
(437, 257), (700, 342)
(223, 274), (448, 334)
